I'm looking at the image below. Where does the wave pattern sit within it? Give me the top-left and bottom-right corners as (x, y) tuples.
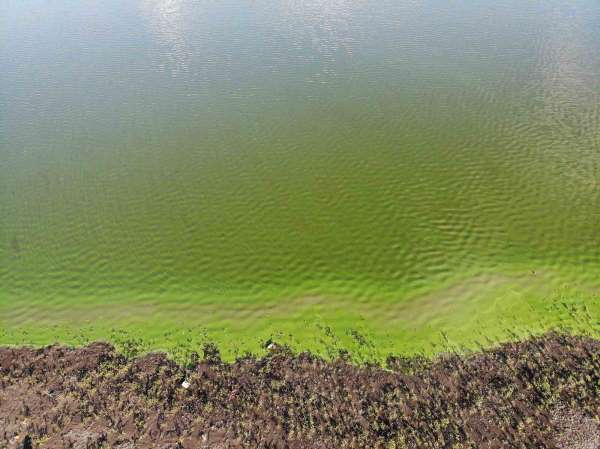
(1, 0), (599, 341)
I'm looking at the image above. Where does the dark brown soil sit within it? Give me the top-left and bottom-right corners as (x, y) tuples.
(0, 333), (598, 449)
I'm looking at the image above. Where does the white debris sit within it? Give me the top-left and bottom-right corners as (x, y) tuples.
(267, 343), (276, 350)
(181, 380), (191, 389)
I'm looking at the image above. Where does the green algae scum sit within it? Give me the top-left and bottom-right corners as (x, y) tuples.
(1, 0), (599, 360)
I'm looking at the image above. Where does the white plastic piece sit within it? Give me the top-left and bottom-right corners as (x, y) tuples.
(181, 380), (191, 389)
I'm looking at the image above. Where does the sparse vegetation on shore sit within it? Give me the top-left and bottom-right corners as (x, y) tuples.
(1, 332), (598, 448)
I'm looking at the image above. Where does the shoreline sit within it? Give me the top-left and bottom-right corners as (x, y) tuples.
(1, 332), (599, 448)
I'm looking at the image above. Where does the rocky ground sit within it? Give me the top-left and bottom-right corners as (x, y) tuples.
(0, 333), (598, 449)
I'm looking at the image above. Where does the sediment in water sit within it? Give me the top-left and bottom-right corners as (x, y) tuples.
(0, 333), (598, 448)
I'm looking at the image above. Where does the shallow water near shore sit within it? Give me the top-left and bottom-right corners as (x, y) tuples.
(1, 0), (600, 357)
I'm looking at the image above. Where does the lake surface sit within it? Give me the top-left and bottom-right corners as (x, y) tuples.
(1, 0), (599, 356)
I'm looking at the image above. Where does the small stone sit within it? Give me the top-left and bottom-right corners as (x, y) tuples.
(181, 380), (191, 389)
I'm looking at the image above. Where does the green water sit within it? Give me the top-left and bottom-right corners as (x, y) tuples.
(1, 0), (599, 359)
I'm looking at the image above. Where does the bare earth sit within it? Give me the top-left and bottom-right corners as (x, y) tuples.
(0, 333), (598, 449)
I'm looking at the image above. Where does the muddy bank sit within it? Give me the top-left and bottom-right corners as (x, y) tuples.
(0, 333), (598, 449)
